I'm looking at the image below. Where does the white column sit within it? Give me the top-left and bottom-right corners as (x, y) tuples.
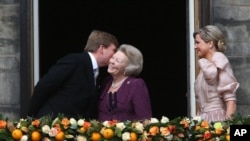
(189, 0), (196, 118)
(33, 0), (40, 86)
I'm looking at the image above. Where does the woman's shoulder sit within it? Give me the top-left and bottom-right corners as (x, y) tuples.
(127, 77), (143, 81)
(212, 52), (229, 69)
(126, 77), (146, 85)
(212, 52), (229, 63)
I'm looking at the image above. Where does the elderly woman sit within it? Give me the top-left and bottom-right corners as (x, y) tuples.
(98, 44), (152, 122)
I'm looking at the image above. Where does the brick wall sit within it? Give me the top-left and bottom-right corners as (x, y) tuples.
(212, 0), (250, 117)
(0, 0), (20, 120)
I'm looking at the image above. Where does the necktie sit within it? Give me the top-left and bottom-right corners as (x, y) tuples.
(94, 69), (99, 84)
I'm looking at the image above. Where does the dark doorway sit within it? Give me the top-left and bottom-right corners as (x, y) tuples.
(39, 0), (187, 120)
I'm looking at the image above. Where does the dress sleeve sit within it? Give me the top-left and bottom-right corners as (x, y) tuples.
(198, 58), (218, 85)
(130, 78), (152, 120)
(211, 52), (228, 70)
(212, 52), (239, 101)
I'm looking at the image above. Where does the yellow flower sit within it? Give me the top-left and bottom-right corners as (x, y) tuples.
(213, 122), (222, 129)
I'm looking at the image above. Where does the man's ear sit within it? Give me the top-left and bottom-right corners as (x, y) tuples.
(98, 45), (105, 54)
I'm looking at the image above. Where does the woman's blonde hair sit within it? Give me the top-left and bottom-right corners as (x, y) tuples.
(193, 25), (227, 52)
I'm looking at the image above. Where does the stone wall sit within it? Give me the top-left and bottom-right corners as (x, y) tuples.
(0, 0), (20, 120)
(212, 0), (250, 117)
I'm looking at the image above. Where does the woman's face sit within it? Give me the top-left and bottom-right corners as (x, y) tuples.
(194, 34), (210, 58)
(107, 51), (129, 76)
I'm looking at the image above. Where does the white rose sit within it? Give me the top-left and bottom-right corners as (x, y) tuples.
(227, 127), (230, 134)
(215, 137), (220, 141)
(150, 118), (159, 124)
(134, 122), (144, 133)
(164, 134), (173, 140)
(70, 118), (77, 125)
(77, 119), (85, 126)
(122, 132), (130, 141)
(184, 117), (190, 123)
(76, 135), (87, 141)
(116, 122), (125, 131)
(192, 116), (201, 122)
(20, 135), (28, 141)
(20, 118), (26, 122)
(160, 116), (169, 124)
(70, 118), (78, 129)
(16, 122), (21, 128)
(102, 121), (110, 127)
(42, 137), (51, 141)
(42, 125), (51, 134)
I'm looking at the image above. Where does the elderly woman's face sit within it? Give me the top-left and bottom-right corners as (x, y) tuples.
(107, 51), (128, 76)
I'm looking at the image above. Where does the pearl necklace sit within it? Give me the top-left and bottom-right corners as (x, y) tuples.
(111, 77), (128, 89)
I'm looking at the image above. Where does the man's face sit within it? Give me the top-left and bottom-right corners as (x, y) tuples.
(100, 43), (117, 67)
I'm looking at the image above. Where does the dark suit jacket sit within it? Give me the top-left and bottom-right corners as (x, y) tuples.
(28, 52), (98, 119)
(98, 76), (152, 122)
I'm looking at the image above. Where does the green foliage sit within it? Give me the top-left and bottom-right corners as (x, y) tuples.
(0, 113), (250, 141)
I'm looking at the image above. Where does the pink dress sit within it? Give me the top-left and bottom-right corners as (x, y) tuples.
(194, 52), (239, 122)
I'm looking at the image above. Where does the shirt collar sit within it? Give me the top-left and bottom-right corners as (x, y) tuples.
(88, 52), (98, 70)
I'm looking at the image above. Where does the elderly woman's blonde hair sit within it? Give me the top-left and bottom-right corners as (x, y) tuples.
(118, 44), (143, 77)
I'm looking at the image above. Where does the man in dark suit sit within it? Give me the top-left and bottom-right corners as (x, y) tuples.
(27, 30), (119, 120)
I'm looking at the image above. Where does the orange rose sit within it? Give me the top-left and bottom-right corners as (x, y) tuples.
(160, 127), (170, 136)
(180, 120), (189, 128)
(83, 121), (91, 130)
(201, 121), (209, 129)
(0, 120), (7, 129)
(215, 128), (223, 135)
(195, 125), (201, 130)
(149, 126), (159, 136)
(32, 119), (40, 127)
(61, 117), (70, 129)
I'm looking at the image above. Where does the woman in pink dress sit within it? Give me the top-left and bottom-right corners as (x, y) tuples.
(193, 25), (239, 122)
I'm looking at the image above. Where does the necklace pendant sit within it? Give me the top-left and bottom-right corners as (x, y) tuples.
(111, 77), (128, 89)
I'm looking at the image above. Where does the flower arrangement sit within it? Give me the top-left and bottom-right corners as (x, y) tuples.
(0, 113), (249, 141)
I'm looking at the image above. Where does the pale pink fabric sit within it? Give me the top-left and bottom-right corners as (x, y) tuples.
(194, 52), (239, 122)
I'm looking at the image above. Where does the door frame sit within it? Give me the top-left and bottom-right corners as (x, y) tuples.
(26, 0), (211, 119)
